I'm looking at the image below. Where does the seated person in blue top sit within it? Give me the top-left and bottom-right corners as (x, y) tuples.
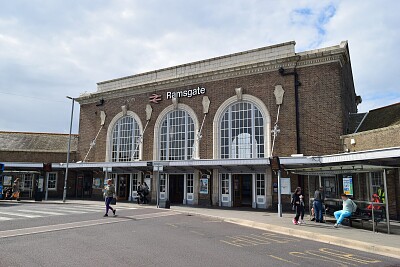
(334, 193), (357, 228)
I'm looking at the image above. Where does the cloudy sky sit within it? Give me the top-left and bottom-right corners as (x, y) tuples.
(0, 0), (399, 134)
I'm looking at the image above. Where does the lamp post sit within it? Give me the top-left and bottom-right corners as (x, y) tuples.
(63, 96), (75, 203)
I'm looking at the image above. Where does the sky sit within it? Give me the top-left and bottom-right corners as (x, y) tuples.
(0, 0), (399, 134)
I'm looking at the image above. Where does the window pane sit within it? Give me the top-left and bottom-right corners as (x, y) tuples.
(220, 102), (264, 159)
(111, 116), (140, 162)
(160, 109), (195, 160)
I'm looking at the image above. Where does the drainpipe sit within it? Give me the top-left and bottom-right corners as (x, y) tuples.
(278, 66), (301, 154)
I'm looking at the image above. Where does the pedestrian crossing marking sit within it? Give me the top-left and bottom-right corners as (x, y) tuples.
(0, 211), (42, 218)
(0, 204), (136, 222)
(17, 210), (65, 216)
(0, 217), (13, 221)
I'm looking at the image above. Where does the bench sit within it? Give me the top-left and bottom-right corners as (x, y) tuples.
(346, 208), (386, 228)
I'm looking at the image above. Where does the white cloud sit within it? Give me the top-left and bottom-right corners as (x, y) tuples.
(0, 0), (398, 132)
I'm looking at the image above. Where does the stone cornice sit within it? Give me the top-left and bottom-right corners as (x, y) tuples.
(77, 48), (349, 105)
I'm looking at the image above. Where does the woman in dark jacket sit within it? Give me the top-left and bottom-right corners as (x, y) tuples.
(292, 187), (305, 225)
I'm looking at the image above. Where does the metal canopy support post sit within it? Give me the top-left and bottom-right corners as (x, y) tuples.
(383, 169), (390, 234)
(45, 173), (49, 201)
(277, 169), (282, 217)
(63, 97), (75, 203)
(157, 171), (160, 208)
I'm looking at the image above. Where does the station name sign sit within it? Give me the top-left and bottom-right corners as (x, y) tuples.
(166, 87), (206, 100)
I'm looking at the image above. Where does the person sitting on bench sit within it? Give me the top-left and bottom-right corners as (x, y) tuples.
(334, 193), (357, 228)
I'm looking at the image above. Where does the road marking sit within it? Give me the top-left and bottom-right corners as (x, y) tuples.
(17, 210), (65, 216)
(190, 230), (205, 236)
(49, 207), (90, 213)
(0, 217), (13, 221)
(54, 207), (101, 212)
(221, 233), (300, 248)
(167, 223), (178, 228)
(0, 211), (179, 239)
(318, 248), (381, 264)
(0, 211), (42, 218)
(268, 255), (300, 266)
(128, 211), (178, 220)
(290, 251), (355, 267)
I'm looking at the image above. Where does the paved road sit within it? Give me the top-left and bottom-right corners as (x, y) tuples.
(0, 202), (399, 267)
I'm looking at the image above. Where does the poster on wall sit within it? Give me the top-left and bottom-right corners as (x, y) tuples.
(280, 178), (291, 195)
(3, 176), (12, 186)
(199, 178), (209, 194)
(343, 177), (353, 196)
(92, 178), (102, 189)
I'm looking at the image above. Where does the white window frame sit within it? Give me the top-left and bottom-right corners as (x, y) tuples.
(153, 104), (200, 160)
(370, 172), (383, 195)
(105, 111), (143, 162)
(46, 172), (58, 191)
(213, 94), (271, 159)
(159, 109), (195, 161)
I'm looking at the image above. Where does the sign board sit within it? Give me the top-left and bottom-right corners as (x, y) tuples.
(199, 178), (209, 194)
(153, 165), (163, 172)
(3, 176), (12, 186)
(92, 178), (102, 189)
(280, 178), (291, 195)
(269, 157), (281, 171)
(343, 177), (353, 196)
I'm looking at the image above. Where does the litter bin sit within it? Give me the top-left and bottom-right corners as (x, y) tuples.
(159, 200), (170, 209)
(34, 191), (43, 201)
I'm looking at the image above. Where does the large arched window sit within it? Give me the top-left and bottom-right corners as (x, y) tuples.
(111, 116), (141, 162)
(160, 109), (195, 160)
(220, 102), (264, 158)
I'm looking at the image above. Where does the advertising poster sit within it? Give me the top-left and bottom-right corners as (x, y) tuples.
(343, 177), (353, 196)
(92, 178), (102, 189)
(3, 176), (12, 186)
(280, 178), (291, 195)
(199, 178), (209, 194)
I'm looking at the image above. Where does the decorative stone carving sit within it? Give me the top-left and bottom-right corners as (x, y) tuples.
(100, 111), (106, 126)
(121, 105), (127, 116)
(202, 96), (210, 114)
(146, 104), (153, 121)
(274, 85), (285, 105)
(172, 96), (178, 109)
(235, 87), (243, 101)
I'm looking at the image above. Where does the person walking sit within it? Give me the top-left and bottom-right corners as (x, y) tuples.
(104, 179), (116, 217)
(292, 187), (305, 225)
(334, 193), (357, 228)
(142, 182), (149, 204)
(313, 186), (325, 223)
(12, 178), (20, 201)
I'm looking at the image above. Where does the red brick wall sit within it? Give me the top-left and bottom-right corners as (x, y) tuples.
(78, 61), (355, 162)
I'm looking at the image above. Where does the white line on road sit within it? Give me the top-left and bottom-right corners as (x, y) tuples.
(0, 211), (180, 239)
(0, 217), (13, 221)
(17, 210), (65, 216)
(0, 211), (42, 218)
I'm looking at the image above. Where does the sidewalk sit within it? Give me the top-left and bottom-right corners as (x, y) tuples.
(4, 199), (400, 259)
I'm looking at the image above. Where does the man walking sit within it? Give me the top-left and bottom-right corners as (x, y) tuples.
(313, 186), (325, 223)
(104, 179), (116, 217)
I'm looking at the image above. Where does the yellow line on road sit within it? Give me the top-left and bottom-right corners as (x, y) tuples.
(268, 255), (300, 265)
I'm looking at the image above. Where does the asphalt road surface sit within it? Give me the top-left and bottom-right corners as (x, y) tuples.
(0, 202), (399, 267)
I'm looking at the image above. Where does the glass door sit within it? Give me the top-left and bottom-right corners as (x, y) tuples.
(117, 174), (129, 200)
(233, 175), (241, 207)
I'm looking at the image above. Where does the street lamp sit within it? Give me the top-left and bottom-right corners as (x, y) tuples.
(63, 96), (75, 203)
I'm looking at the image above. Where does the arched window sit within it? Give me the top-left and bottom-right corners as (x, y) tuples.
(220, 102), (264, 158)
(160, 109), (195, 160)
(111, 116), (140, 162)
